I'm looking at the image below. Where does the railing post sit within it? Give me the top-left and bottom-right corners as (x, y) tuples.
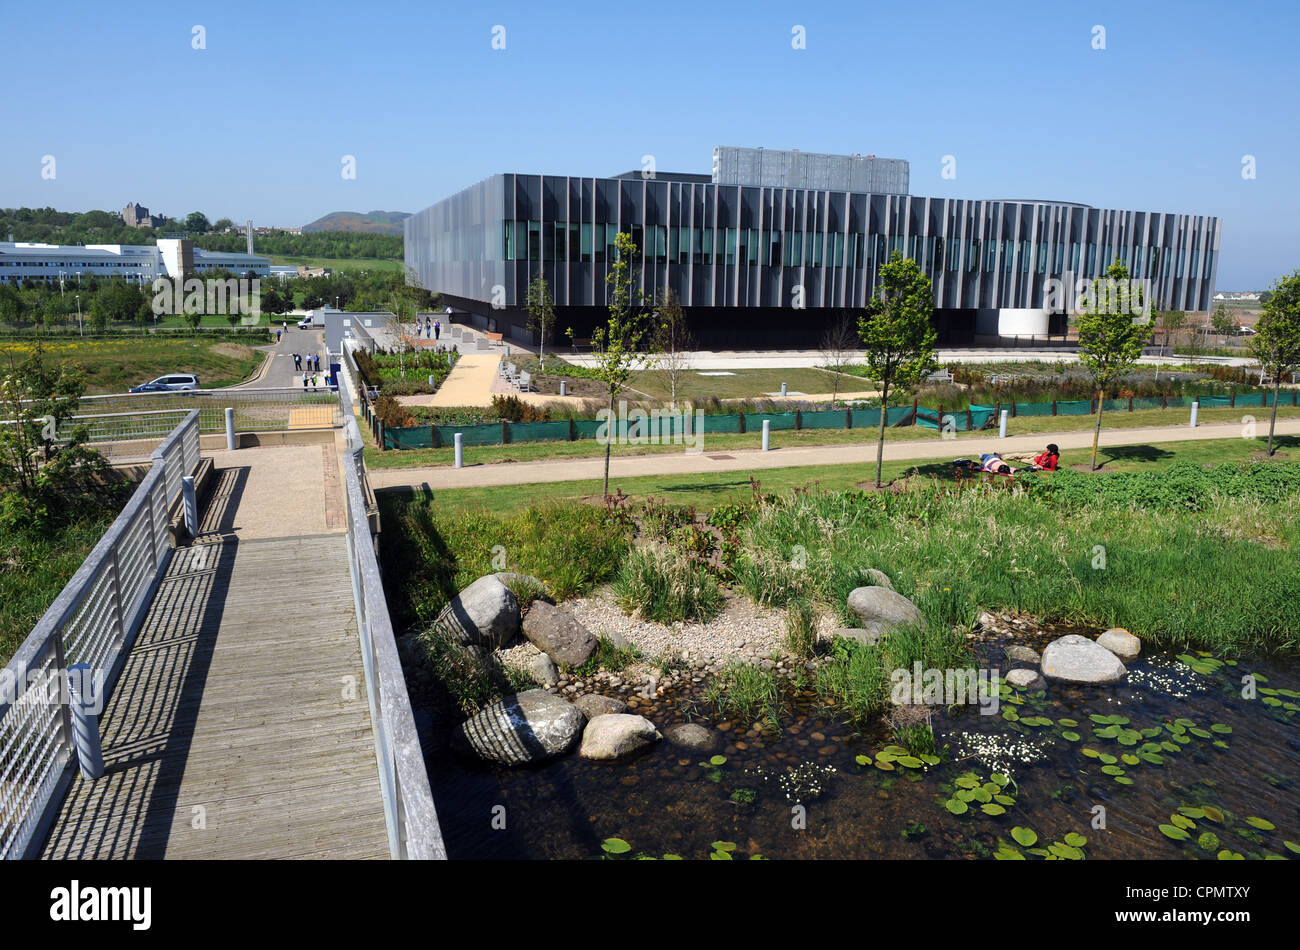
(109, 549), (125, 651)
(67, 663), (106, 781)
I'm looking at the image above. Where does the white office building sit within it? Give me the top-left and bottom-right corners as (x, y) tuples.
(0, 238), (270, 285)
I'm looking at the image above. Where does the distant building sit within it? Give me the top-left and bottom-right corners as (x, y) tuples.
(0, 239), (270, 284)
(121, 202), (164, 229)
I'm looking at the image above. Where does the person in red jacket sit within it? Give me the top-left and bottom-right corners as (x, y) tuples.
(1031, 444), (1060, 471)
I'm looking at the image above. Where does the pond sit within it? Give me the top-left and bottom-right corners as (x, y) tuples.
(419, 626), (1299, 860)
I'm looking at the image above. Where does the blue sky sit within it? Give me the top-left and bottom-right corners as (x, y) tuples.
(3, 0), (1296, 289)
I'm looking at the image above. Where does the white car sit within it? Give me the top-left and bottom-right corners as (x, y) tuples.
(297, 317), (315, 329)
(129, 374), (199, 393)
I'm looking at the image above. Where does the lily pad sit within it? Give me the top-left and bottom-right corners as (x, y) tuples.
(1012, 826), (1038, 847)
(1198, 832), (1220, 851)
(1159, 824), (1190, 841)
(981, 802), (1006, 816)
(1245, 816), (1276, 831)
(709, 755), (728, 766)
(1062, 731), (1082, 742)
(1064, 832), (1087, 848)
(602, 837), (632, 854)
(945, 799), (969, 815)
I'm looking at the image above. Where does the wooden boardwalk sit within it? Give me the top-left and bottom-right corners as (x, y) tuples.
(42, 448), (390, 859)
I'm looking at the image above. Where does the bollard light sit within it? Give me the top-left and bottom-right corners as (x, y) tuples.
(560, 380), (568, 397)
(181, 474), (199, 538)
(1190, 400), (1199, 428)
(224, 407), (236, 450)
(762, 419), (771, 452)
(999, 409), (1008, 439)
(780, 382), (788, 397)
(67, 663), (105, 780)
(454, 432), (463, 468)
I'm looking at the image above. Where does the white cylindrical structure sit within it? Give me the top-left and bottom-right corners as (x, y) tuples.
(67, 663), (105, 781)
(761, 420), (770, 451)
(225, 407), (236, 450)
(780, 382), (788, 397)
(182, 475), (199, 537)
(454, 432), (463, 468)
(999, 409), (1008, 439)
(1190, 401), (1199, 428)
(560, 380), (568, 396)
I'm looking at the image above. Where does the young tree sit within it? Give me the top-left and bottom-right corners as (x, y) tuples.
(0, 342), (106, 529)
(1077, 259), (1152, 470)
(819, 312), (858, 408)
(385, 292), (416, 377)
(1211, 303), (1235, 340)
(524, 273), (557, 372)
(857, 251), (938, 488)
(651, 286), (692, 409)
(575, 230), (651, 496)
(1248, 271), (1300, 456)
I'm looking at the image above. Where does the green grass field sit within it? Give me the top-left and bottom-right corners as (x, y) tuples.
(393, 435), (1297, 517)
(0, 339), (266, 393)
(265, 255), (404, 274)
(364, 403), (1300, 469)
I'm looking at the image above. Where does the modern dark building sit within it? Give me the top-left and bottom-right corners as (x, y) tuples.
(405, 147), (1222, 348)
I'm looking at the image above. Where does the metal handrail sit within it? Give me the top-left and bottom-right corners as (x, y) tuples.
(337, 381), (445, 860)
(0, 410), (199, 859)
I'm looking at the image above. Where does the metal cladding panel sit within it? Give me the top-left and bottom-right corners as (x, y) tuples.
(713, 146), (909, 195)
(408, 172), (1221, 316)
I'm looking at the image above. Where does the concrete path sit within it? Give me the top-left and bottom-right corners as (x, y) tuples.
(396, 352), (502, 407)
(368, 417), (1300, 491)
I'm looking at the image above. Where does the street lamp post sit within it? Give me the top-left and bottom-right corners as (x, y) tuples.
(76, 294), (82, 336)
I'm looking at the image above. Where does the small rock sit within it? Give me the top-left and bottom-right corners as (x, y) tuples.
(1006, 668), (1047, 690)
(663, 723), (720, 752)
(1096, 627), (1141, 663)
(573, 694), (627, 718)
(528, 653), (559, 688)
(1005, 645), (1041, 665)
(832, 627), (882, 648)
(847, 586), (926, 637)
(579, 714), (661, 761)
(1041, 634), (1126, 685)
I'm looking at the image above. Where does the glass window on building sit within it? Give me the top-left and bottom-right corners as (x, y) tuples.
(1037, 242), (1048, 273)
(1054, 242), (1064, 272)
(693, 227), (703, 265)
(607, 224), (620, 264)
(570, 223), (580, 262)
(813, 233), (823, 267)
(581, 223), (593, 263)
(833, 233), (844, 267)
(503, 222), (514, 260)
(1086, 244), (1096, 274)
(1203, 249), (1214, 278)
(1189, 249), (1199, 279)
(631, 225), (644, 259)
(1020, 241), (1030, 273)
(527, 221), (541, 262)
(947, 238), (959, 271)
(725, 228), (737, 266)
(1003, 240), (1014, 271)
(655, 225), (667, 263)
(1177, 249), (1185, 278)
(1133, 246), (1142, 274)
(702, 228), (713, 265)
(749, 228), (760, 265)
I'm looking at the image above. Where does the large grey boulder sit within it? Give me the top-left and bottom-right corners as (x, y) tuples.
(579, 713), (661, 761)
(1096, 627), (1141, 663)
(437, 575), (520, 648)
(573, 694), (627, 719)
(522, 601), (598, 668)
(452, 689), (584, 766)
(847, 586), (926, 637)
(1041, 634), (1127, 685)
(663, 722), (720, 752)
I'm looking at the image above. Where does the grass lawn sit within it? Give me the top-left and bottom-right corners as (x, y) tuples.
(0, 339), (266, 393)
(626, 366), (856, 401)
(393, 435), (1297, 517)
(364, 403), (1300, 470)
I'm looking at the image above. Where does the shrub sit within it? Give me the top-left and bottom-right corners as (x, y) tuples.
(814, 638), (890, 724)
(705, 662), (782, 729)
(414, 619), (531, 716)
(373, 394), (415, 428)
(613, 548), (724, 623)
(490, 394), (552, 422)
(733, 544), (813, 607)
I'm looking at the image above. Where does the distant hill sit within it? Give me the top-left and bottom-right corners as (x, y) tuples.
(302, 210), (411, 234)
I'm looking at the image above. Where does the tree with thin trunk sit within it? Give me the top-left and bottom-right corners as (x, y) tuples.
(857, 251), (938, 488)
(525, 273), (557, 373)
(1211, 303), (1235, 342)
(819, 312), (858, 408)
(1077, 259), (1152, 470)
(1248, 270), (1300, 456)
(385, 293), (415, 378)
(651, 286), (692, 409)
(574, 230), (651, 496)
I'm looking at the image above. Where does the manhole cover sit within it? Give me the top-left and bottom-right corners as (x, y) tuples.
(707, 454), (735, 460)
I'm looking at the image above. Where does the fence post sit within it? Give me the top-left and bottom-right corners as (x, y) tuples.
(845, 407), (851, 429)
(1129, 396), (1134, 412)
(569, 417), (575, 441)
(502, 420), (510, 444)
(1052, 399), (1057, 416)
(795, 409), (802, 430)
(1230, 391), (1236, 408)
(738, 413), (745, 434)
(911, 398), (918, 425)
(378, 420), (386, 451)
(1162, 394), (1168, 409)
(966, 407), (973, 431)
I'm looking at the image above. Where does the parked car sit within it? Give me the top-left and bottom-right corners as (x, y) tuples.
(1236, 324), (1257, 336)
(129, 374), (199, 393)
(297, 316), (314, 329)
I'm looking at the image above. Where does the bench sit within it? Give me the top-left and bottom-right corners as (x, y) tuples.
(927, 368), (954, 384)
(486, 332), (504, 345)
(570, 338), (592, 353)
(518, 371), (531, 393)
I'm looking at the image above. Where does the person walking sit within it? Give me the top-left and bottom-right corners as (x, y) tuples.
(276, 328), (282, 343)
(302, 372), (308, 390)
(433, 319), (440, 341)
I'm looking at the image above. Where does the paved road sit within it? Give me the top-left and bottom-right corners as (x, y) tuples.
(367, 417), (1300, 491)
(229, 325), (327, 389)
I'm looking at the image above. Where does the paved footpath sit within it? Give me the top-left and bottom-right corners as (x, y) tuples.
(368, 418), (1300, 491)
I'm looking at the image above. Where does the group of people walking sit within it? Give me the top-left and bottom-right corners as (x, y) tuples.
(413, 317), (441, 341)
